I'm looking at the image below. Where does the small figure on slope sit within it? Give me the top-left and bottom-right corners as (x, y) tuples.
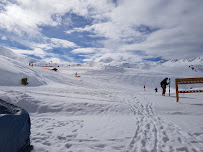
(160, 77), (169, 96)
(21, 78), (28, 85)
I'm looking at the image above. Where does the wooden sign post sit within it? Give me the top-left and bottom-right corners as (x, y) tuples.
(175, 78), (203, 102)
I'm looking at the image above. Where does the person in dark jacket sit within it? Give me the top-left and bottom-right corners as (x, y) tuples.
(160, 77), (169, 96)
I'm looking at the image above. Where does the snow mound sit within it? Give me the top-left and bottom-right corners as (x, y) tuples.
(0, 48), (85, 87)
(0, 47), (38, 64)
(0, 47), (18, 59)
(0, 55), (46, 86)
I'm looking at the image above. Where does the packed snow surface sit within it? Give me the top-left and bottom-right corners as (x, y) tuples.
(0, 49), (203, 152)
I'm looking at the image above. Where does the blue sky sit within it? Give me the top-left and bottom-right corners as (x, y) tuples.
(0, 0), (203, 63)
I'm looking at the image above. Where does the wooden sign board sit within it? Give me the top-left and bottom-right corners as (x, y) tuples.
(175, 78), (203, 102)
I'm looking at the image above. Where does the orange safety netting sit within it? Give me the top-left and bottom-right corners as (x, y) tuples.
(41, 67), (55, 71)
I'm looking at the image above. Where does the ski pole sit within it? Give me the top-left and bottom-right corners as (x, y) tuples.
(169, 78), (171, 96)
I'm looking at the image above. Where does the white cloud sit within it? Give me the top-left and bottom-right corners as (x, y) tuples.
(1, 0), (203, 62)
(0, 3), (44, 36)
(50, 38), (77, 48)
(66, 26), (93, 34)
(14, 48), (46, 58)
(0, 0), (114, 36)
(21, 37), (78, 51)
(71, 48), (96, 54)
(0, 0), (114, 61)
(1, 36), (7, 40)
(89, 0), (203, 60)
(119, 20), (203, 59)
(9, 37), (78, 61)
(90, 52), (143, 63)
(43, 57), (62, 64)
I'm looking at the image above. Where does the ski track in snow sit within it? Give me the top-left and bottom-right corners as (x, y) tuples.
(121, 93), (203, 152)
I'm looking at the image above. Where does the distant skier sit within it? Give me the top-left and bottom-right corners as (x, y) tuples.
(155, 88), (158, 92)
(160, 78), (169, 96)
(52, 68), (57, 71)
(75, 72), (78, 77)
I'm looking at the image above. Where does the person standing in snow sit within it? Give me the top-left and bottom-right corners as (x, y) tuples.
(160, 77), (169, 96)
(155, 88), (158, 92)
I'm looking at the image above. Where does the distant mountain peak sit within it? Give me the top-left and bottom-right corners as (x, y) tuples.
(156, 56), (203, 65)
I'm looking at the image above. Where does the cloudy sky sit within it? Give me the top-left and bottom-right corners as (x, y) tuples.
(0, 0), (202, 63)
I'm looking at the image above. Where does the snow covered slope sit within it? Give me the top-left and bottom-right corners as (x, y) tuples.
(0, 55), (46, 86)
(0, 47), (17, 59)
(0, 47), (46, 86)
(0, 48), (203, 152)
(0, 47), (83, 87)
(0, 47), (38, 63)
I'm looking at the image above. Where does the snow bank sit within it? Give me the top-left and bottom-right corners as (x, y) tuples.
(0, 47), (18, 59)
(0, 47), (38, 63)
(0, 55), (46, 86)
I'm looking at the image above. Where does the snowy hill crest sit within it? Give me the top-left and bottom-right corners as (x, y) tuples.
(0, 47), (38, 63)
(0, 47), (18, 59)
